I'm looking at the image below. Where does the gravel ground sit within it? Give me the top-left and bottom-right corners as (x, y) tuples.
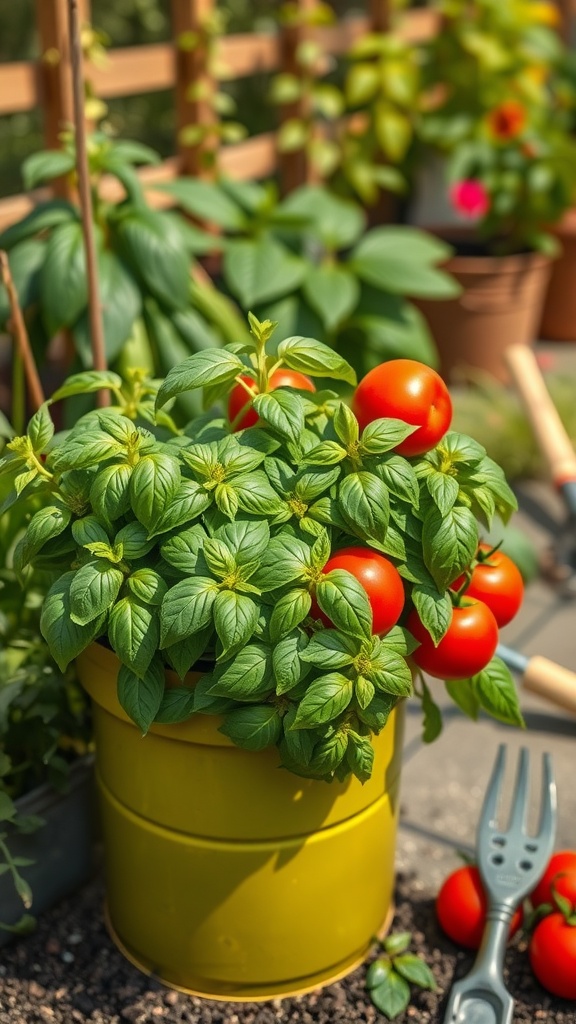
(0, 872), (572, 1024)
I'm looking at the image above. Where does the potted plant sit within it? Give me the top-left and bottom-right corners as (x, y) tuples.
(406, 0), (576, 381)
(0, 316), (521, 998)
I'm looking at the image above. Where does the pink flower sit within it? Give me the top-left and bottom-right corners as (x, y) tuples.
(450, 180), (490, 220)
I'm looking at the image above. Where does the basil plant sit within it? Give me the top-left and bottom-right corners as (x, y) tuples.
(0, 318), (522, 783)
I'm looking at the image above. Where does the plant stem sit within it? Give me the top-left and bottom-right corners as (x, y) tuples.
(67, 0), (109, 404)
(0, 251), (45, 415)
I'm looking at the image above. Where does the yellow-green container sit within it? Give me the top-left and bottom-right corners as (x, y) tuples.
(76, 643), (404, 1001)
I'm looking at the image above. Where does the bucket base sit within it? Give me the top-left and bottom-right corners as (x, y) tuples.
(104, 901), (396, 1002)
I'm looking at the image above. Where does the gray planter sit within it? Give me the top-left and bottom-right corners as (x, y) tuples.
(0, 757), (99, 945)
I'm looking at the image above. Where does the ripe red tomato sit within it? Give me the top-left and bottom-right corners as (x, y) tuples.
(530, 851), (576, 909)
(529, 912), (576, 999)
(451, 545), (524, 627)
(228, 369), (315, 430)
(351, 359), (452, 457)
(436, 865), (523, 949)
(312, 546), (405, 636)
(407, 600), (498, 680)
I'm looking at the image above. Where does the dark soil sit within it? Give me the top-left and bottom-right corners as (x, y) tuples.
(0, 872), (572, 1024)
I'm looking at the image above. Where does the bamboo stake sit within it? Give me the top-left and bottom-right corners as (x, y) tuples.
(67, 0), (108, 390)
(0, 251), (45, 413)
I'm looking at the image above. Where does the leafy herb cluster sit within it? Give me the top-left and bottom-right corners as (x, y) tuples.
(1, 319), (521, 783)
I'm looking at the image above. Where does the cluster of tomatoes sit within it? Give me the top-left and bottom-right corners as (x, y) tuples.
(229, 358), (523, 674)
(436, 852), (576, 1000)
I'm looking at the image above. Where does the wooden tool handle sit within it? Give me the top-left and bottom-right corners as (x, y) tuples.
(505, 345), (576, 486)
(522, 655), (576, 716)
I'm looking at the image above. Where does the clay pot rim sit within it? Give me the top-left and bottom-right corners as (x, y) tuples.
(425, 227), (556, 273)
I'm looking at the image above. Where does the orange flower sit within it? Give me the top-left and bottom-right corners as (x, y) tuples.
(487, 100), (526, 140)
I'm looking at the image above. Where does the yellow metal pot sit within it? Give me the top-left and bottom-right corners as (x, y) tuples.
(76, 643), (404, 1000)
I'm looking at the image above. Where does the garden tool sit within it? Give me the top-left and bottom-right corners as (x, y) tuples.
(505, 344), (576, 597)
(497, 643), (576, 718)
(442, 744), (557, 1024)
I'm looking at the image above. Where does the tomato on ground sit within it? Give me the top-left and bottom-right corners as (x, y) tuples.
(312, 546), (405, 636)
(451, 544), (524, 627)
(436, 865), (523, 949)
(530, 850), (576, 909)
(228, 369), (315, 430)
(529, 912), (576, 1000)
(351, 358), (452, 457)
(407, 600), (498, 680)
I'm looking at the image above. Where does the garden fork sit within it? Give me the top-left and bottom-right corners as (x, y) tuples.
(442, 744), (557, 1024)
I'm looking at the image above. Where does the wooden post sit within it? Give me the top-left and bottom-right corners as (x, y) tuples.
(171, 0), (218, 178)
(369, 0), (391, 33)
(36, 0), (91, 152)
(555, 0), (574, 43)
(278, 0), (318, 194)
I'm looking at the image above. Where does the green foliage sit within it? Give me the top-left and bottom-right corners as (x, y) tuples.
(414, 0), (576, 254)
(0, 433), (92, 932)
(2, 316), (519, 786)
(159, 178), (458, 378)
(0, 132), (248, 413)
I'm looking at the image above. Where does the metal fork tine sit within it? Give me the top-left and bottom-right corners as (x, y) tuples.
(477, 743), (506, 837)
(508, 746), (530, 835)
(536, 752), (557, 841)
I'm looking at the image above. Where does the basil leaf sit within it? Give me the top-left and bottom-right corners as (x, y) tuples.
(357, 691), (397, 732)
(360, 418), (417, 453)
(150, 480), (212, 536)
(367, 650), (413, 697)
(346, 731), (375, 783)
(160, 523), (207, 574)
(40, 572), (106, 671)
(154, 686), (197, 724)
(109, 594), (159, 679)
(272, 631), (310, 694)
(219, 706), (282, 751)
(207, 644), (274, 702)
(338, 470), (389, 541)
(126, 569), (168, 606)
(90, 463), (133, 522)
(292, 673), (353, 728)
(160, 577), (218, 648)
(375, 456), (420, 506)
(411, 584), (453, 646)
(130, 453), (181, 531)
(309, 730), (349, 776)
(232, 472), (286, 516)
(252, 535), (313, 591)
(472, 658), (525, 727)
(115, 521), (156, 560)
(426, 470), (459, 516)
(72, 515), (109, 548)
(18, 504), (71, 567)
(422, 505), (478, 592)
(27, 404), (54, 452)
(252, 390), (305, 444)
(316, 569), (373, 639)
(69, 561), (124, 626)
(300, 630), (357, 669)
(269, 589), (312, 641)
(156, 349), (244, 409)
(117, 658), (165, 735)
(277, 335), (357, 386)
(214, 590), (260, 658)
(50, 432), (126, 471)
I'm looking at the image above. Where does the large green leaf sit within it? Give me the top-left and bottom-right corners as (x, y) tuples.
(350, 227), (460, 298)
(22, 149), (76, 190)
(224, 236), (307, 308)
(0, 199), (76, 251)
(40, 572), (105, 671)
(219, 706), (281, 751)
(73, 250), (141, 366)
(109, 594), (159, 678)
(278, 185), (366, 249)
(69, 561), (124, 625)
(117, 659), (165, 735)
(156, 348), (244, 409)
(154, 178), (247, 230)
(40, 221), (88, 335)
(160, 577), (218, 648)
(130, 453), (181, 532)
(302, 264), (359, 331)
(114, 207), (191, 311)
(277, 335), (357, 385)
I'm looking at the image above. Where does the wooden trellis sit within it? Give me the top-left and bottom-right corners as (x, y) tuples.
(0, 0), (571, 230)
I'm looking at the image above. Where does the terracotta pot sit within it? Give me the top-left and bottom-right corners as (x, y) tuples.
(539, 211), (576, 341)
(415, 248), (554, 384)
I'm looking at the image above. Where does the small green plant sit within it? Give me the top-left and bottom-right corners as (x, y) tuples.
(365, 931), (436, 1019)
(1, 315), (523, 784)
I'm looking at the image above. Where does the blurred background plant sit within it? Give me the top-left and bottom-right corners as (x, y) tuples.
(412, 0), (576, 253)
(158, 175), (459, 379)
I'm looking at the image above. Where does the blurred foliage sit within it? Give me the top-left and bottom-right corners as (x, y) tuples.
(451, 368), (576, 481)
